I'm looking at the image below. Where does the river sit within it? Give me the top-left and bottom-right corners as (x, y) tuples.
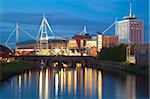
(0, 67), (149, 99)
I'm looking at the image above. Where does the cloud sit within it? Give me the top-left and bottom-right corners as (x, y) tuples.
(0, 12), (109, 26)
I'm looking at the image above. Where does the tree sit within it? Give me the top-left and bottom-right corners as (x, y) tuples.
(97, 44), (127, 62)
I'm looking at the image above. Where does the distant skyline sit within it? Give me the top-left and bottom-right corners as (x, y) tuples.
(0, 0), (149, 43)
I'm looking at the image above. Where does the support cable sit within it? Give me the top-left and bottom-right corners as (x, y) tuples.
(5, 28), (16, 44)
(19, 26), (35, 40)
(102, 20), (117, 34)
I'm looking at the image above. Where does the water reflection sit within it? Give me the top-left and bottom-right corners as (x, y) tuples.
(28, 70), (31, 90)
(24, 73), (27, 89)
(18, 75), (22, 99)
(39, 70), (43, 99)
(60, 69), (63, 94)
(84, 68), (94, 97)
(63, 69), (66, 92)
(67, 71), (72, 93)
(98, 71), (102, 99)
(55, 73), (59, 96)
(74, 70), (77, 94)
(0, 67), (149, 99)
(45, 69), (49, 99)
(126, 75), (136, 99)
(115, 74), (136, 99)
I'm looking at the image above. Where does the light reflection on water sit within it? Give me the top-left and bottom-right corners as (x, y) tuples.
(39, 70), (42, 99)
(0, 67), (149, 99)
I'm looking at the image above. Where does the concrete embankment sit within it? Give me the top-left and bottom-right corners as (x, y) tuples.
(0, 61), (37, 82)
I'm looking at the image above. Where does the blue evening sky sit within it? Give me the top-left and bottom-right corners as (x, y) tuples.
(0, 0), (149, 44)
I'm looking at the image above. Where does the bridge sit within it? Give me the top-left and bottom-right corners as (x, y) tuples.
(15, 55), (96, 67)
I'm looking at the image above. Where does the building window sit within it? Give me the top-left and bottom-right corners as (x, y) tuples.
(140, 49), (145, 54)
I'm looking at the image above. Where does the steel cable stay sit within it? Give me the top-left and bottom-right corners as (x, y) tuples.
(102, 18), (118, 35)
(18, 26), (35, 40)
(4, 23), (35, 50)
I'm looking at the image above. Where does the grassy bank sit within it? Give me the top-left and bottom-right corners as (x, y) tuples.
(122, 64), (149, 75)
(93, 60), (149, 75)
(0, 61), (36, 82)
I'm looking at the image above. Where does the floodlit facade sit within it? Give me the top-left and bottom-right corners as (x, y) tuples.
(16, 39), (68, 55)
(117, 0), (144, 45)
(117, 19), (144, 45)
(68, 39), (78, 49)
(97, 34), (119, 51)
(97, 34), (102, 52)
(68, 39), (97, 56)
(102, 35), (118, 48)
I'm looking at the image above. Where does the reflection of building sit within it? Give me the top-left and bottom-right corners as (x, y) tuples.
(126, 75), (136, 99)
(117, 0), (144, 45)
(135, 44), (149, 65)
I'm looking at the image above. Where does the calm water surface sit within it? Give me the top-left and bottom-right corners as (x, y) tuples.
(0, 67), (149, 99)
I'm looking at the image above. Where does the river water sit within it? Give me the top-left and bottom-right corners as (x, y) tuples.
(0, 67), (149, 99)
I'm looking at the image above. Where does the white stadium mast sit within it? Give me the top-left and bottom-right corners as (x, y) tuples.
(36, 14), (55, 40)
(4, 23), (35, 51)
(79, 26), (88, 35)
(35, 14), (55, 55)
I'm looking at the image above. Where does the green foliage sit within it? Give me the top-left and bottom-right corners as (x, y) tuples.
(97, 44), (127, 62)
(0, 61), (34, 81)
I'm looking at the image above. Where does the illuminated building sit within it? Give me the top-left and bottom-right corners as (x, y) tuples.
(0, 45), (15, 62)
(15, 15), (69, 56)
(68, 39), (97, 56)
(117, 0), (144, 45)
(68, 26), (97, 56)
(102, 35), (118, 48)
(16, 39), (68, 55)
(97, 34), (102, 52)
(68, 39), (78, 49)
(97, 34), (119, 52)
